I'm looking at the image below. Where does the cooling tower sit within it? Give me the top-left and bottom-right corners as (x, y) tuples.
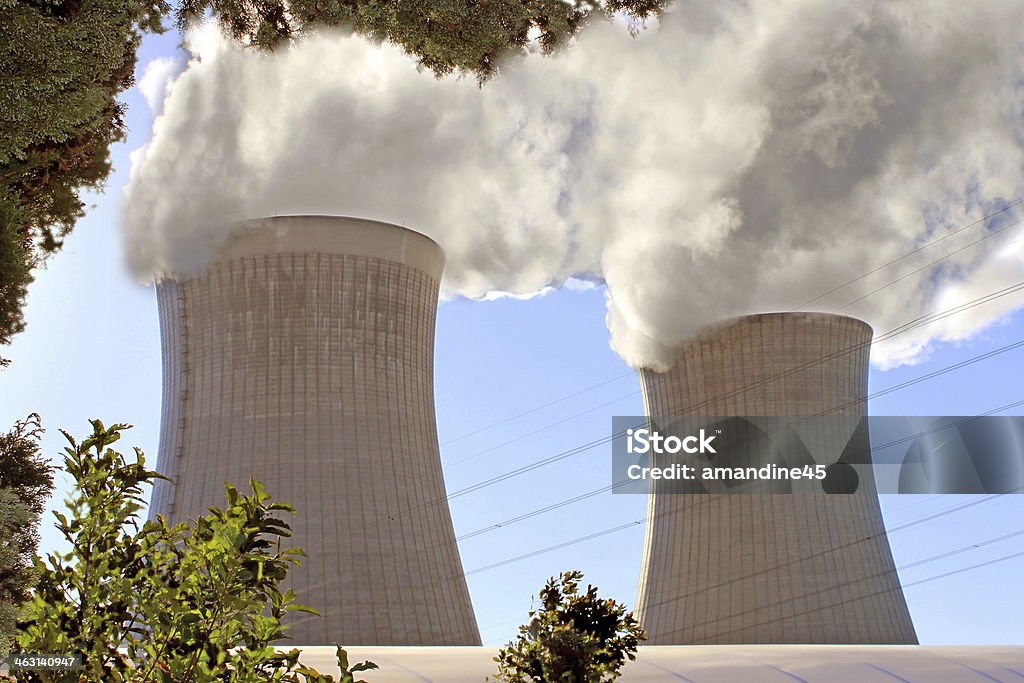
(634, 312), (916, 644)
(150, 215), (480, 646)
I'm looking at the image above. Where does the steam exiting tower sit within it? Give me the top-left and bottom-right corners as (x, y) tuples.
(634, 312), (916, 644)
(150, 215), (480, 646)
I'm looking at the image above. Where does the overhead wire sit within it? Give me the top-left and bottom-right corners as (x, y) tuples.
(443, 277), (1024, 472)
(462, 457), (1024, 578)
(457, 396), (1024, 544)
(296, 480), (1024, 629)
(793, 199), (1023, 310)
(656, 522), (1024, 643)
(441, 199), (1024, 461)
(838, 218), (1023, 312)
(292, 392), (1024, 613)
(440, 372), (634, 446)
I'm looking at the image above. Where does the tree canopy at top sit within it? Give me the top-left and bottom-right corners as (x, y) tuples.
(180, 0), (669, 80)
(0, 0), (667, 365)
(0, 0), (168, 364)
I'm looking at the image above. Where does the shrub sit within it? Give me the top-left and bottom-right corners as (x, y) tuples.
(14, 419), (376, 682)
(493, 570), (646, 683)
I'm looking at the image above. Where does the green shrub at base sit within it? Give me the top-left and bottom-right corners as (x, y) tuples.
(14, 419), (376, 682)
(493, 570), (646, 683)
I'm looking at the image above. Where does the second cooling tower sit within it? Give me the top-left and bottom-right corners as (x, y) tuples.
(149, 215), (480, 646)
(634, 312), (917, 645)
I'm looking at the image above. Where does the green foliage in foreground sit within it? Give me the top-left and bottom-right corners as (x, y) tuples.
(15, 419), (376, 682)
(494, 570), (646, 683)
(0, 413), (53, 655)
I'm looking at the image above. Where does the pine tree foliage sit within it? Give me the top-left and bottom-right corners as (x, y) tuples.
(0, 413), (52, 655)
(0, 0), (168, 360)
(178, 0), (668, 80)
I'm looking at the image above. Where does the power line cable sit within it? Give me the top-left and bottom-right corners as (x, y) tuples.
(654, 523), (1024, 642)
(794, 199), (1023, 310)
(293, 394), (1024, 610)
(444, 277), (1024, 472)
(838, 219), (1023, 312)
(462, 482), (1021, 578)
(603, 489), (1024, 628)
(295, 482), (1023, 628)
(683, 545), (1024, 644)
(446, 332), (1024, 506)
(456, 480), (635, 542)
(445, 391), (638, 467)
(442, 200), (1024, 460)
(441, 372), (634, 446)
(456, 397), (1024, 544)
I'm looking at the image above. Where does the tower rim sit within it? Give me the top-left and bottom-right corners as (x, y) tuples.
(233, 214), (442, 251)
(158, 214), (446, 283)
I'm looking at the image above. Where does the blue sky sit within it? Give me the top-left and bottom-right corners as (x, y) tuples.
(2, 29), (1023, 648)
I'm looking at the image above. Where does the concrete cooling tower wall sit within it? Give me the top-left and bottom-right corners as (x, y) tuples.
(634, 312), (917, 645)
(150, 215), (480, 646)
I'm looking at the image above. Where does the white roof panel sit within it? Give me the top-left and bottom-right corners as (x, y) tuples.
(295, 645), (1024, 682)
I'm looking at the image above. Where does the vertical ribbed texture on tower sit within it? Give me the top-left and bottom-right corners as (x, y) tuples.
(634, 312), (916, 644)
(150, 215), (480, 646)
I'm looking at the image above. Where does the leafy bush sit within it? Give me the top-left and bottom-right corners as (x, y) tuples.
(14, 419), (376, 682)
(493, 570), (646, 683)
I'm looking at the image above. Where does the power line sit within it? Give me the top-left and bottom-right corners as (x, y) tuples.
(794, 199), (1023, 310)
(635, 492), (1019, 621)
(445, 390), (638, 468)
(442, 199), (1024, 461)
(685, 547), (1024, 644)
(655, 523), (1024, 643)
(294, 483), (1024, 628)
(444, 278), (1024, 473)
(440, 372), (634, 446)
(838, 218), (1023, 312)
(446, 331), (1024, 506)
(465, 519), (647, 576)
(456, 396), (1024, 545)
(292, 392), (1024, 610)
(899, 528), (1024, 571)
(462, 476), (1022, 579)
(456, 480), (634, 542)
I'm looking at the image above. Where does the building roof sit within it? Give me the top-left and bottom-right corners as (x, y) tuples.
(296, 645), (1024, 682)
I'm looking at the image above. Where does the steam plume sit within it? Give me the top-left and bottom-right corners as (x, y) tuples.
(124, 0), (1024, 370)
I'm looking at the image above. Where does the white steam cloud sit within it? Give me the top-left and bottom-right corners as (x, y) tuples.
(124, 0), (1024, 370)
(137, 56), (186, 116)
